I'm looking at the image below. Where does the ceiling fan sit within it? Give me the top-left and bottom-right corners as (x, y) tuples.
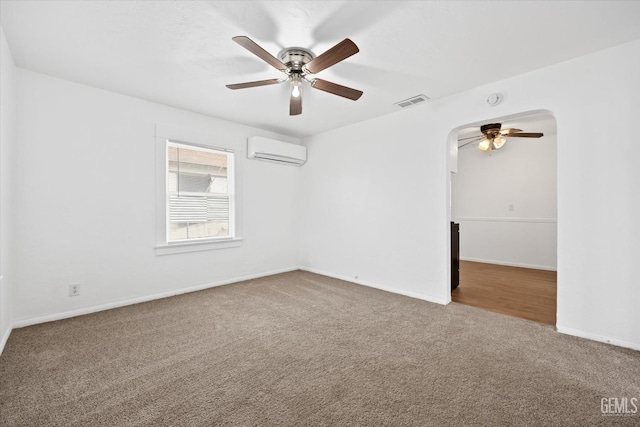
(225, 36), (363, 116)
(458, 123), (544, 151)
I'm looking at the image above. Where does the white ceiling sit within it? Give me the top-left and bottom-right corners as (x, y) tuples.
(2, 1), (640, 138)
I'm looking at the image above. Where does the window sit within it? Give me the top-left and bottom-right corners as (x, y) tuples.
(166, 141), (235, 242)
(154, 125), (242, 255)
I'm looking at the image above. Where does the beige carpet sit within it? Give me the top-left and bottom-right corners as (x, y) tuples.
(1, 270), (639, 426)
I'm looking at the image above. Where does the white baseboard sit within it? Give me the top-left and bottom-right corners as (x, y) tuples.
(0, 325), (11, 356)
(300, 266), (449, 305)
(11, 266), (300, 329)
(460, 257), (557, 272)
(556, 325), (640, 351)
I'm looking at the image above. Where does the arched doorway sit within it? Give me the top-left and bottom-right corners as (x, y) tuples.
(448, 111), (557, 325)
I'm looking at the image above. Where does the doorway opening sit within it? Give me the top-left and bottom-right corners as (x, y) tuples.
(449, 111), (557, 325)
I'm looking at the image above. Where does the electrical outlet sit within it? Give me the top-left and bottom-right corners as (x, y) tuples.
(509, 204), (515, 211)
(69, 284), (80, 297)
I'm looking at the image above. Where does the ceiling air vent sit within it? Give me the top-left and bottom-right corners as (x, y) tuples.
(395, 94), (430, 109)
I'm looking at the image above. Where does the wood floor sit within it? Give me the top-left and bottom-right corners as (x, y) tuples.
(452, 261), (557, 325)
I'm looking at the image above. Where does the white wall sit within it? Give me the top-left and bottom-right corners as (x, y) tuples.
(0, 26), (16, 352)
(300, 39), (640, 350)
(299, 111), (449, 303)
(11, 69), (301, 325)
(453, 126), (557, 270)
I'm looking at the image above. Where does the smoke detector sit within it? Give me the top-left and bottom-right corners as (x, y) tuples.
(486, 93), (503, 106)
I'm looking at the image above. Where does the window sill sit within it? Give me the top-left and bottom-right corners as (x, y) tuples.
(155, 237), (243, 256)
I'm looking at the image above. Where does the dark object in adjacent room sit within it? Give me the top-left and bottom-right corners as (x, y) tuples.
(451, 222), (460, 291)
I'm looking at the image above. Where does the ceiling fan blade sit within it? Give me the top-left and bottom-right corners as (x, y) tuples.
(290, 92), (302, 116)
(458, 138), (483, 148)
(226, 78), (283, 90)
(500, 128), (523, 135)
(507, 132), (544, 138)
(232, 36), (288, 72)
(304, 39), (359, 74)
(458, 134), (484, 141)
(310, 79), (363, 100)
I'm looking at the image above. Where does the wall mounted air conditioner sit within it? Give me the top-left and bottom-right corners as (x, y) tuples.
(247, 136), (307, 166)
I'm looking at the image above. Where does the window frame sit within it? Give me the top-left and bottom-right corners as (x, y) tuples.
(155, 125), (243, 255)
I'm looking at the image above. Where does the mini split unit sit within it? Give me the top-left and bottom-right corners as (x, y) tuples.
(247, 136), (307, 166)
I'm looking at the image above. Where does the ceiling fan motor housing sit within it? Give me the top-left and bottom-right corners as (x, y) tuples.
(279, 48), (315, 73)
(480, 123), (502, 137)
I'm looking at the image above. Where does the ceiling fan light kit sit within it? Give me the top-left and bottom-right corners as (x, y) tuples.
(492, 135), (506, 149)
(290, 74), (302, 98)
(478, 139), (491, 151)
(226, 36), (363, 116)
(458, 122), (544, 152)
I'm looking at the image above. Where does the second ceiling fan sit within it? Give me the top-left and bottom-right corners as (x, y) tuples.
(226, 36), (363, 116)
(458, 123), (544, 151)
